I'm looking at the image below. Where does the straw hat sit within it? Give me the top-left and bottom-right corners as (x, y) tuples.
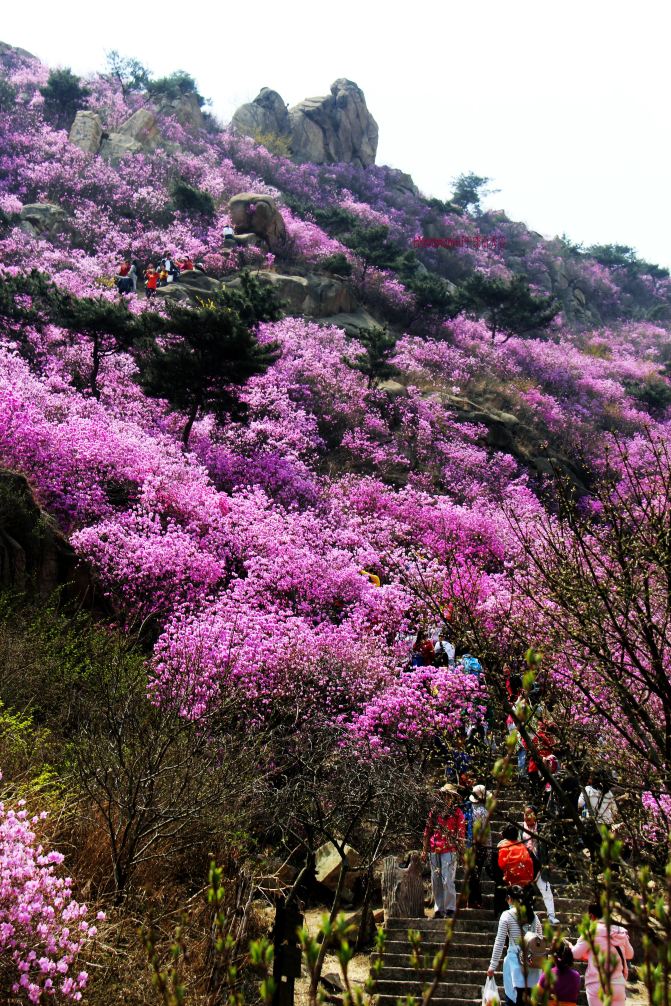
(438, 783), (459, 796)
(469, 784), (491, 803)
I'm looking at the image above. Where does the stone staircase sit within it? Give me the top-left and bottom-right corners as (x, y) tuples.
(373, 788), (593, 1006)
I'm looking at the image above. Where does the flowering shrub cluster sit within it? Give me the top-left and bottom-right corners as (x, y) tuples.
(0, 776), (100, 1002)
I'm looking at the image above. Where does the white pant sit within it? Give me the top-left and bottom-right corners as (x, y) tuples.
(430, 851), (457, 913)
(536, 874), (555, 917)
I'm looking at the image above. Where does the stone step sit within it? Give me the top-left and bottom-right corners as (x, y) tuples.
(377, 997), (478, 1006)
(382, 939), (495, 957)
(376, 978), (483, 998)
(378, 965), (500, 982)
(377, 948), (493, 965)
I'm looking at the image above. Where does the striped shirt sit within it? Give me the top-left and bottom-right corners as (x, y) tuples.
(489, 908), (543, 971)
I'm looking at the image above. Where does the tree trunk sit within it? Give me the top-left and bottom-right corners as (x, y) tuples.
(308, 854), (349, 1006)
(182, 400), (200, 449)
(381, 852), (424, 921)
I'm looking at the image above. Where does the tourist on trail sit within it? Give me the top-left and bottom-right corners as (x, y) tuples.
(519, 804), (559, 924)
(468, 784), (492, 909)
(434, 629), (456, 667)
(497, 823), (537, 914)
(144, 265), (158, 299)
(116, 258), (137, 294)
(161, 251), (179, 283)
(537, 941), (581, 1005)
(412, 628), (434, 667)
(526, 721), (555, 799)
(223, 223), (235, 241)
(461, 652), (484, 677)
(571, 903), (633, 1006)
(579, 774), (617, 827)
(421, 783), (465, 919)
(486, 885), (543, 1006)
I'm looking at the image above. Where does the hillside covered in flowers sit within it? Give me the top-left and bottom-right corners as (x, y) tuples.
(1, 38), (671, 1005)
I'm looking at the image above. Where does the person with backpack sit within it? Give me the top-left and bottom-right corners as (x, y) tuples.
(421, 783), (466, 919)
(487, 886), (544, 1005)
(461, 652), (483, 676)
(571, 903), (633, 1006)
(537, 941), (581, 1005)
(519, 804), (559, 924)
(468, 784), (492, 908)
(498, 823), (537, 894)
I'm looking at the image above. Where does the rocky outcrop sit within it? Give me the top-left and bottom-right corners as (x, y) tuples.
(232, 88), (290, 140)
(68, 110), (104, 155)
(232, 79), (378, 167)
(289, 79), (378, 167)
(223, 270), (356, 318)
(117, 108), (160, 148)
(100, 133), (143, 164)
(19, 202), (69, 237)
(158, 92), (204, 131)
(0, 469), (100, 604)
(228, 193), (287, 251)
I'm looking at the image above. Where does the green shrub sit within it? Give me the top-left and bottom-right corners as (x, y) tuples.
(40, 67), (90, 130)
(171, 179), (215, 218)
(319, 253), (352, 277)
(148, 70), (205, 106)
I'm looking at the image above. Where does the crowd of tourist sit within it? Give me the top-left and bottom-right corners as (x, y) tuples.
(410, 633), (633, 1006)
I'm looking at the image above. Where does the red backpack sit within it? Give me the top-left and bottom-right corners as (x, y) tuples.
(498, 840), (535, 886)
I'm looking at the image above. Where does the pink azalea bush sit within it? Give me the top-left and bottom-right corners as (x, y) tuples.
(0, 776), (99, 1002)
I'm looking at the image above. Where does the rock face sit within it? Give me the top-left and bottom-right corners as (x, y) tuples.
(289, 79), (378, 167)
(232, 79), (378, 167)
(117, 108), (160, 148)
(68, 110), (104, 155)
(232, 88), (290, 139)
(19, 202), (69, 237)
(314, 841), (361, 892)
(158, 92), (204, 131)
(0, 469), (100, 605)
(100, 133), (143, 165)
(223, 270), (356, 318)
(228, 193), (287, 251)
(96, 109), (160, 164)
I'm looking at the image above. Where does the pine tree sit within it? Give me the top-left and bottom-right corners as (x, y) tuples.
(347, 325), (400, 389)
(460, 273), (558, 342)
(49, 291), (154, 399)
(137, 273), (282, 447)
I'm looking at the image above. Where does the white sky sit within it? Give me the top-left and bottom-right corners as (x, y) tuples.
(4, 0), (670, 268)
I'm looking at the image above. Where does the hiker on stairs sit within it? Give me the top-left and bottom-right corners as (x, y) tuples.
(487, 885), (543, 1006)
(421, 782), (465, 919)
(468, 783), (492, 908)
(519, 803), (560, 924)
(571, 902), (633, 1006)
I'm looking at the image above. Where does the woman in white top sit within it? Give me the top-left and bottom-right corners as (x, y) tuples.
(579, 776), (616, 826)
(487, 886), (543, 1006)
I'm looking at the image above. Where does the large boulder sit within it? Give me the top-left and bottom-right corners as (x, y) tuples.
(232, 87), (290, 140)
(100, 133), (143, 165)
(223, 270), (356, 318)
(289, 79), (378, 167)
(117, 108), (160, 149)
(68, 110), (104, 155)
(228, 193), (287, 251)
(158, 92), (204, 131)
(19, 202), (69, 237)
(231, 79), (378, 166)
(0, 469), (102, 605)
(315, 841), (361, 892)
